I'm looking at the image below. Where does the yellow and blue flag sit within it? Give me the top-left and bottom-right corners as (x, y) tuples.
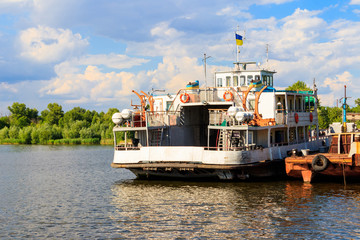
(235, 33), (243, 46)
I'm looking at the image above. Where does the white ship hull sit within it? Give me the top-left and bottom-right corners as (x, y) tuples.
(112, 140), (325, 180)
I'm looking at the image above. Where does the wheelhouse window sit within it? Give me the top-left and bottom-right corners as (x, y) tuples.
(217, 78), (223, 87)
(263, 75), (268, 85)
(240, 76), (246, 86)
(247, 75), (253, 85)
(233, 76), (238, 87)
(226, 76), (231, 87)
(269, 76), (273, 86)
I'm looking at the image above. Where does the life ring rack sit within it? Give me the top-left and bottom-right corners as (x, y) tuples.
(180, 93), (190, 103)
(223, 91), (233, 101)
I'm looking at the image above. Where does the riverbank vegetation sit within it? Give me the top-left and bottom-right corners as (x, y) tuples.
(0, 102), (120, 145)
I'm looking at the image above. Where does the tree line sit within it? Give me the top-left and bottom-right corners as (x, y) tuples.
(0, 102), (121, 144)
(0, 82), (359, 145)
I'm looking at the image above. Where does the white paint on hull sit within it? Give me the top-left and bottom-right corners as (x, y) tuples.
(113, 139), (324, 166)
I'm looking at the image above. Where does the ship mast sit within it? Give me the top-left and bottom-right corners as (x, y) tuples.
(340, 85), (350, 132)
(203, 53), (211, 102)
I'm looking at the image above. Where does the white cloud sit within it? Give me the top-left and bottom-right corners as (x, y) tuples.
(40, 57), (147, 104)
(78, 54), (149, 69)
(323, 71), (352, 91)
(350, 0), (360, 5)
(18, 25), (88, 63)
(0, 82), (18, 93)
(256, 0), (294, 5)
(353, 9), (360, 14)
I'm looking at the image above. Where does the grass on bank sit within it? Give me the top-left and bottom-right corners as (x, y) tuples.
(0, 138), (112, 145)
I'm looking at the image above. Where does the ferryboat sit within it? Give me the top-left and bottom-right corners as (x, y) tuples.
(111, 41), (326, 180)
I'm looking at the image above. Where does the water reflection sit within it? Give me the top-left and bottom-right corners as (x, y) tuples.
(1, 145), (360, 239)
(110, 180), (360, 239)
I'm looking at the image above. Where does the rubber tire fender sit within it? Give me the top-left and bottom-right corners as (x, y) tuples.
(312, 154), (329, 172)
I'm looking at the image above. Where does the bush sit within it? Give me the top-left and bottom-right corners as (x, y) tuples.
(19, 126), (32, 144)
(51, 125), (63, 139)
(38, 124), (52, 144)
(31, 127), (40, 144)
(81, 138), (100, 144)
(8, 126), (20, 139)
(80, 128), (94, 139)
(0, 127), (9, 139)
(0, 138), (22, 144)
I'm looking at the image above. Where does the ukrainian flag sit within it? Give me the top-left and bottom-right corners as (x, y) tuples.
(235, 33), (243, 46)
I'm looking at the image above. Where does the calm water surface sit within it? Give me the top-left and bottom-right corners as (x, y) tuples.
(1, 145), (360, 239)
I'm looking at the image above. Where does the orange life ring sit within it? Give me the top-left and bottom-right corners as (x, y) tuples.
(294, 113), (299, 123)
(309, 113), (313, 122)
(223, 91), (233, 101)
(180, 93), (190, 103)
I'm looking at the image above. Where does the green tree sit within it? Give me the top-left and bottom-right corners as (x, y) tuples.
(286, 81), (312, 91)
(0, 116), (10, 129)
(355, 98), (360, 107)
(59, 107), (87, 127)
(41, 103), (64, 125)
(8, 102), (38, 127)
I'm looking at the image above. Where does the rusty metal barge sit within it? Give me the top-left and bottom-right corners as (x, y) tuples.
(286, 131), (360, 183)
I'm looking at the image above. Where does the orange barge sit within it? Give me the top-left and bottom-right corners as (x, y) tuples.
(285, 132), (360, 182)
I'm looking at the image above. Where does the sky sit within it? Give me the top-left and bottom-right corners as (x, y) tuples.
(1, 0), (360, 115)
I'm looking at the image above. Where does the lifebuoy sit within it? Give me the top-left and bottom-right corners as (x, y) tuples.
(180, 93), (190, 103)
(309, 113), (313, 122)
(223, 91), (233, 101)
(312, 155), (329, 172)
(294, 113), (299, 123)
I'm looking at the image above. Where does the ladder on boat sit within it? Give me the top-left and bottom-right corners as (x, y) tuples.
(217, 129), (231, 151)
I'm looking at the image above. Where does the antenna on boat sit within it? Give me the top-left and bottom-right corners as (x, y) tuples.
(203, 53), (211, 89)
(203, 53), (211, 102)
(340, 85), (351, 132)
(266, 44), (269, 70)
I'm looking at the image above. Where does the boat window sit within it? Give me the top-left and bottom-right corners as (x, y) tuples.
(248, 131), (253, 144)
(269, 76), (273, 86)
(263, 76), (268, 85)
(166, 101), (172, 111)
(226, 76), (231, 87)
(247, 75), (253, 85)
(240, 76), (246, 86)
(217, 78), (222, 87)
(255, 75), (260, 81)
(233, 76), (238, 86)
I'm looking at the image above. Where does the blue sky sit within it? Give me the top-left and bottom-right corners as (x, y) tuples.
(1, 0), (360, 114)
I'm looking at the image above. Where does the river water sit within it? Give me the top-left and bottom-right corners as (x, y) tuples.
(0, 145), (360, 239)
